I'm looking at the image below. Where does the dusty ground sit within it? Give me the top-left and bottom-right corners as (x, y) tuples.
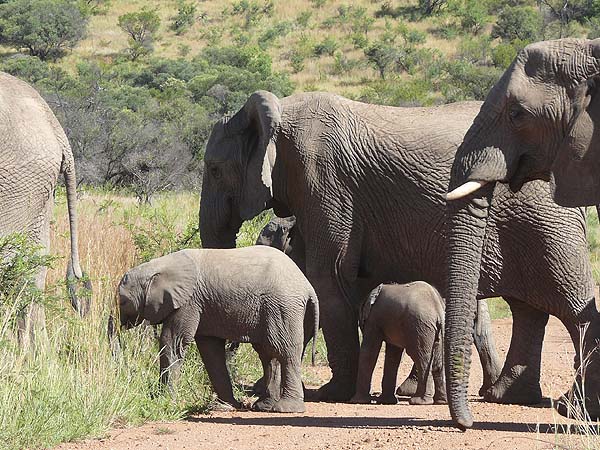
(58, 317), (600, 450)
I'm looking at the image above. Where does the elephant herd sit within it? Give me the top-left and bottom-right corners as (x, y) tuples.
(5, 37), (600, 431)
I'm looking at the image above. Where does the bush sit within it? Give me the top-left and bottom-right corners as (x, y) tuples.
(0, 0), (89, 61)
(441, 60), (502, 102)
(170, 0), (197, 35)
(0, 234), (56, 322)
(492, 6), (541, 42)
(258, 21), (292, 49)
(313, 36), (339, 56)
(118, 8), (161, 60)
(449, 0), (489, 34)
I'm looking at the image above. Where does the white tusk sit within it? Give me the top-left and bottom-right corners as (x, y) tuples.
(446, 180), (488, 201)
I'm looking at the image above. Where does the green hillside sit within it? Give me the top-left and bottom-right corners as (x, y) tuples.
(0, 0), (596, 199)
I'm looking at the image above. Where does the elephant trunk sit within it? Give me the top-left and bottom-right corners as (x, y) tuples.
(199, 193), (240, 249)
(445, 182), (495, 430)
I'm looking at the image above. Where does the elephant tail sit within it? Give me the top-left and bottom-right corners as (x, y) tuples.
(308, 289), (319, 366)
(62, 142), (92, 317)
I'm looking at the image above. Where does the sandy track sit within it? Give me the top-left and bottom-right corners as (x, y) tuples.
(58, 317), (599, 450)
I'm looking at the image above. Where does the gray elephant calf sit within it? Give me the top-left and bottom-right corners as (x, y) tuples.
(350, 282), (446, 405)
(118, 246), (319, 413)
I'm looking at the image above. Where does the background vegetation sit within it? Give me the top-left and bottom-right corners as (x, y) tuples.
(0, 0), (599, 447)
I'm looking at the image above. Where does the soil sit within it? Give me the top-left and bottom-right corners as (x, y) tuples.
(57, 317), (600, 450)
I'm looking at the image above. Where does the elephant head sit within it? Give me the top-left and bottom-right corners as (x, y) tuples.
(444, 38), (600, 429)
(447, 38), (600, 207)
(200, 91), (282, 248)
(118, 251), (198, 328)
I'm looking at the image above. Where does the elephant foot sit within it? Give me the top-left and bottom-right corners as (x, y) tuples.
(349, 393), (374, 404)
(396, 376), (418, 397)
(210, 398), (242, 412)
(375, 394), (398, 405)
(252, 397), (277, 412)
(483, 374), (542, 405)
(554, 388), (600, 421)
(478, 380), (493, 397)
(318, 378), (354, 402)
(271, 397), (305, 413)
(433, 392), (447, 405)
(409, 395), (434, 405)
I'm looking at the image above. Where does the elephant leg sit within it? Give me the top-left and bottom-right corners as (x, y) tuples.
(473, 299), (502, 395)
(432, 334), (447, 404)
(195, 335), (241, 410)
(484, 297), (548, 404)
(408, 344), (435, 406)
(555, 316), (600, 420)
(349, 328), (383, 404)
(158, 325), (192, 391)
(272, 348), (305, 413)
(396, 364), (418, 397)
(17, 205), (51, 351)
(378, 343), (403, 405)
(252, 344), (280, 412)
(311, 275), (359, 402)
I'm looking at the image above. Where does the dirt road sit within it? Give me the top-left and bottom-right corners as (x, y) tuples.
(58, 317), (600, 450)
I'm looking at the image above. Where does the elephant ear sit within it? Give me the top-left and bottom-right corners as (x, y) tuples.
(552, 83), (600, 206)
(143, 253), (199, 324)
(548, 39), (600, 206)
(228, 91), (282, 220)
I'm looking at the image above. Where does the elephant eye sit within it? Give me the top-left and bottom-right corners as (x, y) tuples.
(210, 166), (222, 180)
(508, 104), (527, 123)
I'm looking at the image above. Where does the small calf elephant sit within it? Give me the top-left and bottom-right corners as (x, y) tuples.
(118, 246), (319, 413)
(350, 282), (446, 405)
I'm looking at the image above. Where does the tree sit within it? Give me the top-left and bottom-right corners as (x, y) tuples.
(118, 8), (161, 60)
(492, 6), (541, 42)
(0, 0), (89, 61)
(170, 0), (196, 35)
(365, 42), (399, 79)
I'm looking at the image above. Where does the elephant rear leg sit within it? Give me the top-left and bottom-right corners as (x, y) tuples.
(378, 343), (403, 405)
(408, 345), (435, 406)
(272, 347), (305, 413)
(252, 344), (281, 412)
(196, 335), (241, 410)
(484, 297), (548, 405)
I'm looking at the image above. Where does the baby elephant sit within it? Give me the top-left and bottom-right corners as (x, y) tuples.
(350, 282), (446, 405)
(118, 246), (319, 413)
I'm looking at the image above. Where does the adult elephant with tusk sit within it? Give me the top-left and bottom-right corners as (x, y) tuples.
(446, 38), (600, 429)
(199, 90), (593, 404)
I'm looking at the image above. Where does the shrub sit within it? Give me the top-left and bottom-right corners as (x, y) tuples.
(0, 234), (56, 322)
(441, 60), (502, 102)
(258, 21), (292, 49)
(231, 0), (274, 29)
(118, 8), (161, 60)
(0, 0), (89, 61)
(492, 6), (541, 42)
(449, 0), (489, 34)
(170, 0), (197, 35)
(313, 36), (339, 56)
